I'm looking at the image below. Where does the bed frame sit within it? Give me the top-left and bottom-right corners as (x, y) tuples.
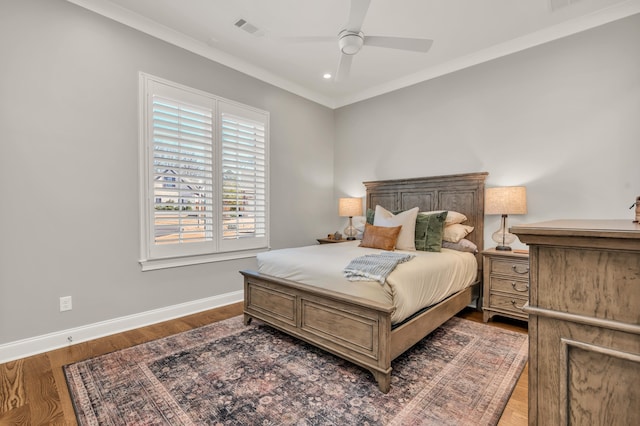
(240, 172), (487, 392)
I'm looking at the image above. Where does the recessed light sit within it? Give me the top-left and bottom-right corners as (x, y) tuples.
(323, 73), (332, 80)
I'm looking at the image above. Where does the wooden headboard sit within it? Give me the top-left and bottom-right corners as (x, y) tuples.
(363, 172), (488, 278)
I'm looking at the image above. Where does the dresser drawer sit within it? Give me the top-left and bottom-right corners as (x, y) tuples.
(489, 293), (528, 317)
(489, 276), (529, 296)
(490, 258), (529, 277)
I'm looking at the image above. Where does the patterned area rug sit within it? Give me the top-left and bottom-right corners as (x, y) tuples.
(64, 316), (527, 425)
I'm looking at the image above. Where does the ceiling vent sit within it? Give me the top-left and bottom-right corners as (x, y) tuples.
(234, 18), (262, 36)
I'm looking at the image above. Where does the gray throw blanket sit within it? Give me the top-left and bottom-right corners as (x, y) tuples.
(344, 252), (415, 284)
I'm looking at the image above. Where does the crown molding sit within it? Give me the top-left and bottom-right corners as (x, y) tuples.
(65, 0), (336, 108)
(334, 1), (640, 108)
(66, 0), (640, 110)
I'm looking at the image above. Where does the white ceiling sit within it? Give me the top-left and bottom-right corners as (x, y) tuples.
(68, 0), (640, 108)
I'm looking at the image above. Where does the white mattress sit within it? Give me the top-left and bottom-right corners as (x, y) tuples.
(257, 241), (477, 324)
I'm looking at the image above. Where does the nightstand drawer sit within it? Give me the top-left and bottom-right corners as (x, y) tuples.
(490, 259), (529, 276)
(489, 276), (529, 295)
(489, 294), (528, 317)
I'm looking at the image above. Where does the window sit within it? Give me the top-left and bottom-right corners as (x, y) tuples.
(139, 73), (269, 270)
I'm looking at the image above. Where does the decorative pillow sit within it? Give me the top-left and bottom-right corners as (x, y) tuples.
(442, 238), (478, 253)
(352, 216), (366, 239)
(366, 208), (375, 225)
(414, 211), (448, 252)
(373, 205), (419, 250)
(443, 224), (474, 243)
(421, 210), (468, 225)
(359, 223), (402, 251)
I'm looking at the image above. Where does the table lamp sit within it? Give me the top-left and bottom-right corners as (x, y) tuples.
(338, 197), (363, 240)
(485, 186), (527, 251)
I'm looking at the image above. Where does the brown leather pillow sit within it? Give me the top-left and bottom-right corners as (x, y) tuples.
(359, 223), (402, 251)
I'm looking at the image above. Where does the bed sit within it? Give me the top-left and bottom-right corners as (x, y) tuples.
(240, 172), (487, 392)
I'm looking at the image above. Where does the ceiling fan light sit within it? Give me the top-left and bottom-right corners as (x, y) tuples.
(338, 31), (364, 55)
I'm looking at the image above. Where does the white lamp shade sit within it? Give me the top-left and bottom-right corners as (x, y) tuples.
(338, 197), (363, 217)
(485, 187), (527, 215)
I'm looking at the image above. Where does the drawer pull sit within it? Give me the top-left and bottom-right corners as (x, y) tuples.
(512, 264), (529, 274)
(511, 299), (526, 310)
(511, 281), (529, 292)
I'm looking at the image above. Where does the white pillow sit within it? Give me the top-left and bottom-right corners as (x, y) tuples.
(353, 216), (366, 239)
(421, 210), (468, 225)
(443, 224), (474, 243)
(373, 205), (419, 250)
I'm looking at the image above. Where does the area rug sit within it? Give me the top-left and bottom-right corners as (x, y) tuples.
(64, 316), (527, 425)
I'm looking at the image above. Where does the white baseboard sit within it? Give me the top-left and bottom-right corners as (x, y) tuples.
(0, 291), (243, 364)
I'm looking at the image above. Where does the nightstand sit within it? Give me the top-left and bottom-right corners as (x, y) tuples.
(482, 248), (529, 322)
(317, 238), (352, 244)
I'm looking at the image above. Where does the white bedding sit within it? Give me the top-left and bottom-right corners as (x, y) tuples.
(257, 241), (477, 324)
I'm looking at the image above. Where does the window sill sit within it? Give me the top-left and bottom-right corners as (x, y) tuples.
(139, 248), (267, 271)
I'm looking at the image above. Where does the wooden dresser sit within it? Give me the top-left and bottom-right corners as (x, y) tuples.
(511, 220), (640, 425)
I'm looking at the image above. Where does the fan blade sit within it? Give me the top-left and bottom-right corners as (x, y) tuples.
(364, 36), (433, 53)
(346, 0), (371, 32)
(335, 54), (353, 82)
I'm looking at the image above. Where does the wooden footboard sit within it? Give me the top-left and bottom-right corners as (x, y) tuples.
(242, 269), (395, 392)
(241, 269), (473, 393)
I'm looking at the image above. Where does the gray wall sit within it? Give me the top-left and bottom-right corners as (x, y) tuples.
(1, 0), (638, 348)
(334, 14), (640, 248)
(0, 0), (334, 344)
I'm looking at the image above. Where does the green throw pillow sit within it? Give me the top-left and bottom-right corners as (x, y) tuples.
(366, 208), (376, 225)
(414, 211), (448, 252)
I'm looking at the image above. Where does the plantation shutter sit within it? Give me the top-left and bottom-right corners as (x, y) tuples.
(147, 81), (216, 259)
(220, 102), (268, 251)
(140, 74), (269, 267)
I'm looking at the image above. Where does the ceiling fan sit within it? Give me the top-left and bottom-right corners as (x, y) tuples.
(285, 0), (433, 82)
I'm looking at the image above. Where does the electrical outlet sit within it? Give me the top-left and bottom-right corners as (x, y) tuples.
(60, 296), (72, 312)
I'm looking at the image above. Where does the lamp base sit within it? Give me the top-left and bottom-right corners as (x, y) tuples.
(491, 214), (516, 251)
(343, 216), (358, 240)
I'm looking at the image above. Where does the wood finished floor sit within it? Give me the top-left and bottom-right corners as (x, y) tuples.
(0, 303), (528, 425)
